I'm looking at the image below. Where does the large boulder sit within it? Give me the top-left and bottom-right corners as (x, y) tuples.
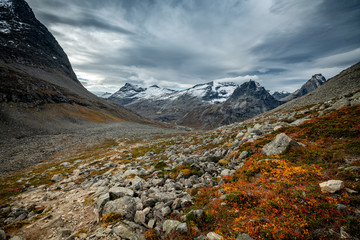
(319, 180), (344, 193)
(262, 133), (302, 156)
(103, 197), (136, 221)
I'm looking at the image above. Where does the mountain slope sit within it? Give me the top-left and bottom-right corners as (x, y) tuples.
(273, 61), (360, 111)
(282, 74), (326, 102)
(0, 0), (147, 140)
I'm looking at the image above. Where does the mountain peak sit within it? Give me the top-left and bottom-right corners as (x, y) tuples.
(282, 74), (327, 102)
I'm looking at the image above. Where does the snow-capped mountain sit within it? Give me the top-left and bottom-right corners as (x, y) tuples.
(282, 74), (326, 102)
(110, 80), (281, 129)
(110, 83), (175, 105)
(269, 91), (291, 100)
(110, 81), (238, 106)
(177, 81), (238, 104)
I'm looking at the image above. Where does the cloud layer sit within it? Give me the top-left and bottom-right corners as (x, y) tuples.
(26, 0), (360, 93)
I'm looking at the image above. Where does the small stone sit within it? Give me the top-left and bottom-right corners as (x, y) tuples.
(51, 174), (63, 182)
(112, 223), (139, 240)
(41, 216), (64, 229)
(319, 180), (344, 193)
(236, 233), (254, 240)
(134, 211), (145, 224)
(161, 206), (171, 217)
(0, 230), (6, 240)
(58, 228), (72, 238)
(239, 151), (249, 160)
(176, 223), (188, 233)
(9, 236), (26, 240)
(163, 220), (181, 235)
(148, 219), (156, 228)
(207, 232), (223, 240)
(345, 188), (358, 194)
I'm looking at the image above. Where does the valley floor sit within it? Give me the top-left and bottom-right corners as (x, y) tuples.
(0, 122), (185, 175)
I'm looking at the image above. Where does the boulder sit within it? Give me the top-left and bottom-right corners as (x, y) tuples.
(103, 197), (136, 221)
(319, 180), (344, 193)
(262, 133), (302, 156)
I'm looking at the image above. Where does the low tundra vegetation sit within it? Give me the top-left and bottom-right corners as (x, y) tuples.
(171, 105), (360, 239)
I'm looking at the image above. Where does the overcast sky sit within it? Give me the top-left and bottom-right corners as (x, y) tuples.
(26, 0), (360, 93)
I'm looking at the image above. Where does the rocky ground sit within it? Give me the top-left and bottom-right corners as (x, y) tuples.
(0, 91), (359, 240)
(0, 122), (185, 175)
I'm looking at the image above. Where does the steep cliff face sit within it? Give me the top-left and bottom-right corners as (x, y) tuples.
(0, 0), (147, 139)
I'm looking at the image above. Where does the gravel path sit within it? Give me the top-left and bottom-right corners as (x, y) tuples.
(0, 122), (186, 175)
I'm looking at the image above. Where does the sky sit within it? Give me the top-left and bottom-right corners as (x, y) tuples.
(26, 0), (360, 93)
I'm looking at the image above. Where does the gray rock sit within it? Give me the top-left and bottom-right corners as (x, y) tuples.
(149, 192), (177, 202)
(103, 197), (136, 221)
(0, 230), (6, 240)
(129, 176), (146, 191)
(231, 140), (240, 148)
(290, 118), (310, 126)
(41, 216), (64, 229)
(163, 220), (181, 235)
(331, 98), (350, 110)
(15, 212), (27, 222)
(60, 162), (71, 168)
(57, 228), (72, 238)
(143, 198), (157, 208)
(94, 193), (110, 211)
(262, 133), (302, 156)
(134, 210), (146, 224)
(207, 232), (223, 240)
(51, 174), (63, 182)
(148, 219), (156, 228)
(319, 180), (344, 193)
(9, 236), (26, 240)
(161, 206), (171, 217)
(112, 223), (139, 240)
(220, 169), (232, 176)
(109, 187), (134, 199)
(236, 233), (254, 240)
(239, 151), (249, 160)
(123, 169), (138, 178)
(176, 223), (188, 233)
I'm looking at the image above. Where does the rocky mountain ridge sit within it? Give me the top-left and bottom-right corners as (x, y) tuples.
(110, 80), (282, 129)
(0, 0), (149, 141)
(281, 74), (327, 102)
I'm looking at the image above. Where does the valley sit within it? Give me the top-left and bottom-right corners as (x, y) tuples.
(1, 0), (360, 239)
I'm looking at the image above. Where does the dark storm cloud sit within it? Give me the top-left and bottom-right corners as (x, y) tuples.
(26, 0), (360, 93)
(252, 0), (360, 64)
(36, 11), (134, 35)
